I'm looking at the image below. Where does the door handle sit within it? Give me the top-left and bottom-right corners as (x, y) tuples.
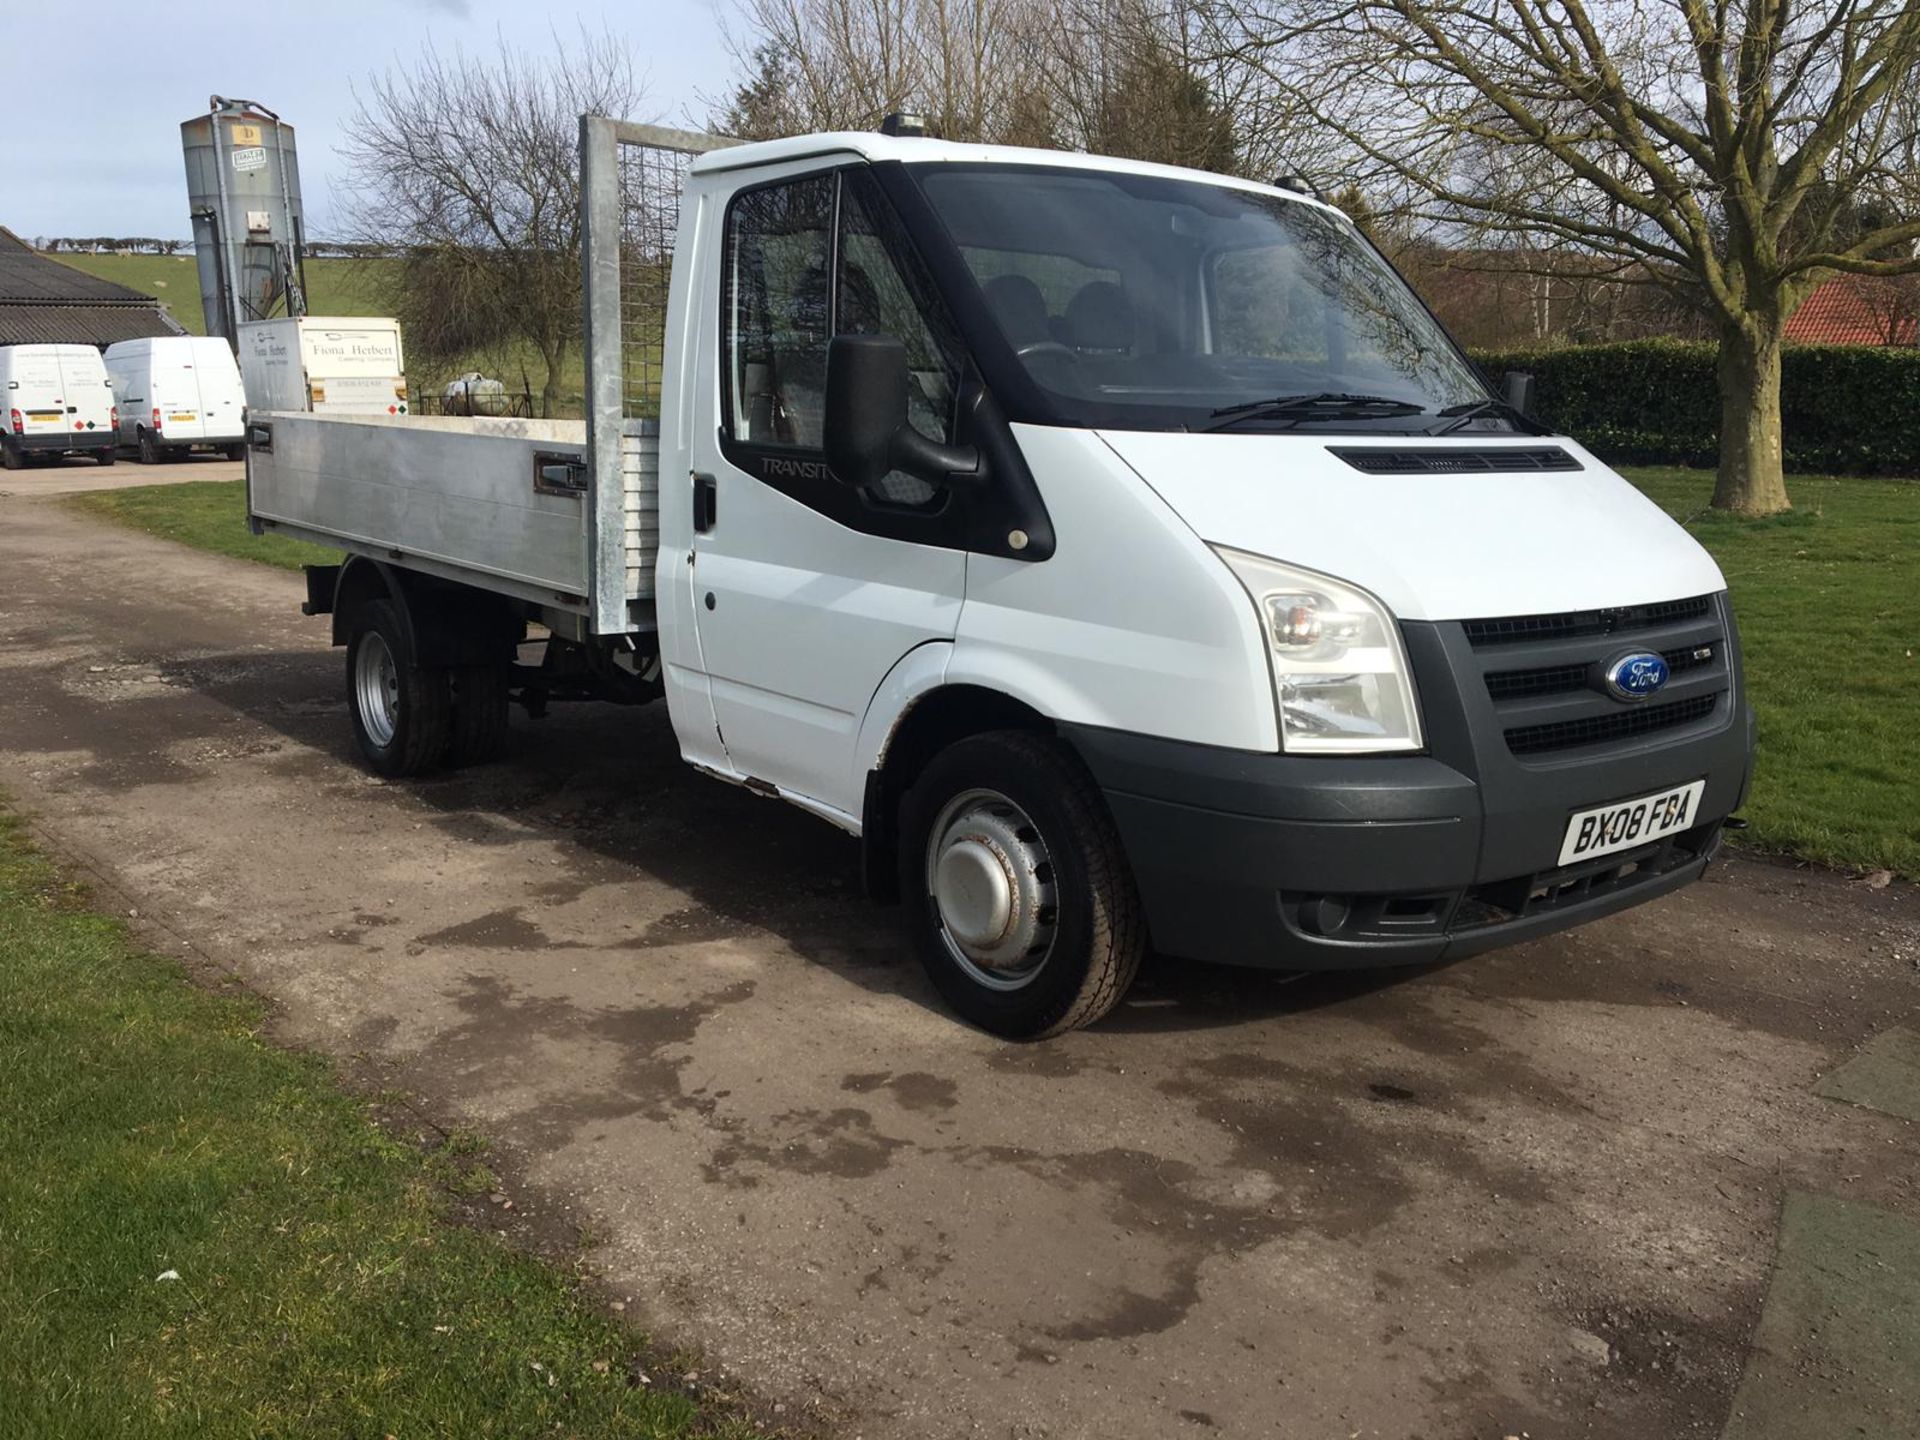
(693, 472), (717, 533)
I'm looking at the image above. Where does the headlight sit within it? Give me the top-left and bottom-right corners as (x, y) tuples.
(1212, 546), (1424, 754)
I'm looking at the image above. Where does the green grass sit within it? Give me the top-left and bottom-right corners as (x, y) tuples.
(47, 252), (390, 338)
(0, 807), (762, 1439)
(1622, 466), (1920, 877)
(64, 481), (336, 572)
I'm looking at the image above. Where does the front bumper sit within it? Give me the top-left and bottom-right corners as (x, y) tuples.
(1061, 607), (1757, 970)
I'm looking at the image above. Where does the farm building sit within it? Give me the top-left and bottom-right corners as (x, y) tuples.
(0, 227), (183, 347)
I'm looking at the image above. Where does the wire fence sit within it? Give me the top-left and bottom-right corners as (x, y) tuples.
(614, 139), (699, 419)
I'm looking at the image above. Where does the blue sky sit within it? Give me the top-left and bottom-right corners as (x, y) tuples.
(5, 0), (739, 240)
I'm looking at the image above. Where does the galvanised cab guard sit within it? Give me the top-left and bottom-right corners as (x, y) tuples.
(247, 114), (1755, 1038)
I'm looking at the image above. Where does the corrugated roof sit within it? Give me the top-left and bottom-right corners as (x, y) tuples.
(0, 302), (181, 345)
(0, 226), (183, 346)
(1785, 275), (1919, 346)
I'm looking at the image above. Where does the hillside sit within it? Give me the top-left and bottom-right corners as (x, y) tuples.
(43, 253), (393, 337)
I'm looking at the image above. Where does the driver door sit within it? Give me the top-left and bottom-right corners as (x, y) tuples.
(686, 164), (969, 823)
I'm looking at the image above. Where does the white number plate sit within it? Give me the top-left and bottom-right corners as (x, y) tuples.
(1558, 780), (1706, 866)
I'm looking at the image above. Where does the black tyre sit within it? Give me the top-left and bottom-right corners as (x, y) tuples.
(345, 599), (451, 777)
(137, 431), (161, 465)
(900, 730), (1146, 1039)
(446, 663), (511, 768)
(94, 446), (116, 466)
(223, 443), (246, 462)
(0, 442), (20, 471)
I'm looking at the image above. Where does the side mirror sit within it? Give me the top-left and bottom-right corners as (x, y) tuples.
(825, 333), (980, 491)
(1501, 370), (1536, 417)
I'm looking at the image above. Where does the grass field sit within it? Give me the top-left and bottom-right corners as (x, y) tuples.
(65, 480), (336, 572)
(48, 252), (390, 338)
(1625, 467), (1919, 878)
(0, 807), (761, 1439)
(59, 468), (1920, 877)
(45, 252), (587, 416)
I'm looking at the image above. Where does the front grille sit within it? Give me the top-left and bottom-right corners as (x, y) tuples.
(1485, 662), (1590, 702)
(1504, 694), (1718, 756)
(1463, 595), (1714, 648)
(1484, 640), (1722, 702)
(1328, 445), (1583, 475)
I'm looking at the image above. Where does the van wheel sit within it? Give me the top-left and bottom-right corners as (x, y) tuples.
(94, 448), (116, 466)
(223, 443), (245, 462)
(137, 432), (161, 464)
(346, 599), (450, 778)
(446, 663), (510, 767)
(0, 443), (20, 471)
(900, 731), (1146, 1039)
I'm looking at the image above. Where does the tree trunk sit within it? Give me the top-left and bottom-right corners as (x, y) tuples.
(537, 341), (563, 420)
(1711, 315), (1791, 515)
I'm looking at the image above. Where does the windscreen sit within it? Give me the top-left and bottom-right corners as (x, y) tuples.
(913, 164), (1488, 431)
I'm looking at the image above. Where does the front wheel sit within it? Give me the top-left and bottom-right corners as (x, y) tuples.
(94, 447), (116, 466)
(0, 443), (20, 471)
(137, 432), (161, 465)
(346, 599), (450, 777)
(900, 731), (1146, 1039)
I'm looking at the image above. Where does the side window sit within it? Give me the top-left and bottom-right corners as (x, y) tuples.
(726, 173), (836, 447)
(837, 172), (962, 505)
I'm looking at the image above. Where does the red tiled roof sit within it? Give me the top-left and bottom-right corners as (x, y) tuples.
(1785, 275), (1919, 346)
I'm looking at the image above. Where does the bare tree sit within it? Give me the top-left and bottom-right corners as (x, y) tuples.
(1202, 1), (1920, 514)
(341, 32), (645, 418)
(718, 0), (1246, 167)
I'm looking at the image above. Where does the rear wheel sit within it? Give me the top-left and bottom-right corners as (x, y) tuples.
(900, 731), (1146, 1039)
(446, 663), (511, 767)
(94, 446), (116, 466)
(346, 599), (450, 777)
(223, 443), (245, 462)
(0, 443), (20, 471)
(137, 432), (161, 465)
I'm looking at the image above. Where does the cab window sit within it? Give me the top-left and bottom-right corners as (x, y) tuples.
(723, 168), (961, 507)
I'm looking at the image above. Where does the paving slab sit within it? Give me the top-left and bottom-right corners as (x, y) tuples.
(1721, 1192), (1920, 1440)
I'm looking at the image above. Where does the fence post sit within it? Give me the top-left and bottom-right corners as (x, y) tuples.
(581, 113), (628, 637)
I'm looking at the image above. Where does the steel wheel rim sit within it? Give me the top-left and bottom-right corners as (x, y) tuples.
(925, 787), (1059, 992)
(355, 632), (400, 748)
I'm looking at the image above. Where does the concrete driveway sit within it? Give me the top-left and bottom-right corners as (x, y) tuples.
(0, 450), (242, 496)
(1, 492), (1915, 1440)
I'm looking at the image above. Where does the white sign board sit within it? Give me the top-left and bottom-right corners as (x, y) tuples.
(231, 145), (268, 172)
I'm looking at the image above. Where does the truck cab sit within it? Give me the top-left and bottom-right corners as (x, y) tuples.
(259, 125), (1754, 1038)
(652, 134), (1752, 1033)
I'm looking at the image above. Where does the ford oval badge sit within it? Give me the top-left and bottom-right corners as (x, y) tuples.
(1604, 651), (1670, 702)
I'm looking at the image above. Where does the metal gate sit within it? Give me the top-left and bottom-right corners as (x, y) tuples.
(579, 117), (737, 634)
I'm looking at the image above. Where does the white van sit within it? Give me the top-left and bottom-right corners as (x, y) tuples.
(237, 317), (408, 416)
(0, 343), (116, 469)
(104, 336), (247, 463)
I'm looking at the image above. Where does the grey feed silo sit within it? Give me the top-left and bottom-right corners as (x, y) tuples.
(182, 96), (307, 343)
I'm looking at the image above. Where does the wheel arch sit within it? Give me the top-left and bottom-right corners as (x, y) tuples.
(330, 557), (521, 666)
(858, 681), (1062, 903)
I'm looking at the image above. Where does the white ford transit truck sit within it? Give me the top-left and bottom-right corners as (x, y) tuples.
(247, 116), (1754, 1037)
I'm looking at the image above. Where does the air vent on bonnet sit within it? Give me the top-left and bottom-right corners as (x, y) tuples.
(1327, 446), (1583, 474)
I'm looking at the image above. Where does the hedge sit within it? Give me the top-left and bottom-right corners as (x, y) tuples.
(1468, 338), (1920, 476)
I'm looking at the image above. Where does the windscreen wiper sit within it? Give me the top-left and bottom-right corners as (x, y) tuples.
(1199, 392), (1427, 433)
(1429, 398), (1551, 436)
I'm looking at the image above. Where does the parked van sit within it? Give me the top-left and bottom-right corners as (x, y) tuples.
(237, 317), (408, 416)
(0, 343), (116, 469)
(105, 336), (247, 463)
